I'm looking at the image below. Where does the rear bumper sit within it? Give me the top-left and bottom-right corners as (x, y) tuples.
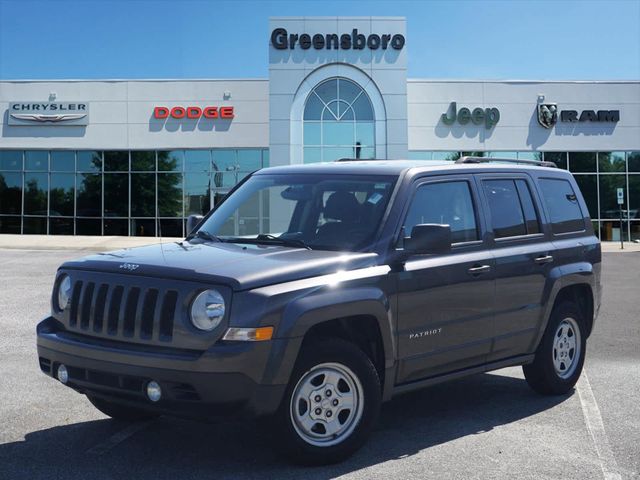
(37, 316), (288, 418)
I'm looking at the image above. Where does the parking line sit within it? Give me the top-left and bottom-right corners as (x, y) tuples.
(576, 371), (622, 480)
(86, 419), (155, 455)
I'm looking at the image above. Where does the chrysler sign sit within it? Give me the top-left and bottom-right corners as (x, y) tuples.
(8, 102), (89, 126)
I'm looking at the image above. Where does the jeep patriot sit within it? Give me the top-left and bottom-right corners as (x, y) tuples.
(37, 158), (602, 464)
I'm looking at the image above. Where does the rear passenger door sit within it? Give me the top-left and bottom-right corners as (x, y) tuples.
(395, 176), (496, 384)
(476, 174), (555, 361)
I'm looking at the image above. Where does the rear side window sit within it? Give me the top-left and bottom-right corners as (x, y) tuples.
(483, 179), (541, 238)
(403, 181), (479, 244)
(538, 178), (585, 234)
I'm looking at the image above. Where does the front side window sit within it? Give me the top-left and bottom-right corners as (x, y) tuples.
(539, 178), (585, 234)
(197, 174), (396, 251)
(403, 181), (479, 244)
(303, 78), (375, 163)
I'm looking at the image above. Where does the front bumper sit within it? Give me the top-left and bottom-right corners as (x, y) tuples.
(37, 316), (291, 419)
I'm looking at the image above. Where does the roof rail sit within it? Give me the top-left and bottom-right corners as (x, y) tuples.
(335, 157), (371, 162)
(455, 156), (557, 168)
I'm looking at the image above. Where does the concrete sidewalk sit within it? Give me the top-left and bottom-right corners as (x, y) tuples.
(0, 234), (638, 252)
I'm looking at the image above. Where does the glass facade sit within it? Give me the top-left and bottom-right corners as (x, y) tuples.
(303, 78), (375, 163)
(0, 149), (269, 236)
(408, 151), (640, 242)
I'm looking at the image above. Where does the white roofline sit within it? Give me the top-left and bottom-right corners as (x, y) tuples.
(407, 78), (640, 84)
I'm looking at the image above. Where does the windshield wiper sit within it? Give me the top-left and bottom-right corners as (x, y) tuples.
(189, 230), (223, 243)
(251, 234), (313, 250)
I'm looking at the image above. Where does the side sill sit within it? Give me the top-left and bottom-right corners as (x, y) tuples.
(391, 354), (535, 397)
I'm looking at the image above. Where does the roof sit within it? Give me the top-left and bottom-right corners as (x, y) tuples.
(255, 159), (563, 176)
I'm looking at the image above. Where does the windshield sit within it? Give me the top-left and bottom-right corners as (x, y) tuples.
(194, 174), (397, 251)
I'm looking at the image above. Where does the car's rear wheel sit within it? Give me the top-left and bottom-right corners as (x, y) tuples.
(87, 395), (159, 421)
(274, 338), (381, 465)
(523, 301), (587, 395)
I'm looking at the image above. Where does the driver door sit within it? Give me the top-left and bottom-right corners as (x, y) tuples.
(394, 176), (496, 384)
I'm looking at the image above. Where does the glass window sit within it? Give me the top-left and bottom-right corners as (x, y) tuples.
(76, 173), (101, 217)
(303, 77), (375, 163)
(25, 151), (48, 171)
(237, 150), (262, 171)
(49, 217), (73, 235)
(104, 218), (129, 236)
(184, 172), (210, 216)
(77, 151), (102, 172)
(599, 174), (626, 219)
(262, 149), (269, 168)
(408, 151), (432, 160)
(76, 218), (101, 235)
(50, 173), (75, 216)
(23, 216), (47, 234)
(515, 180), (541, 234)
(131, 219), (156, 236)
(158, 150), (183, 172)
(104, 174), (129, 217)
(483, 180), (526, 238)
(487, 151), (518, 159)
(569, 152), (596, 172)
(104, 151), (129, 171)
(432, 151), (460, 161)
(212, 149), (237, 171)
(185, 150), (210, 172)
(517, 152), (543, 161)
(51, 151), (75, 172)
(131, 151), (156, 171)
(538, 178), (585, 234)
(0, 150), (22, 171)
(0, 172), (22, 214)
(544, 152), (567, 170)
(131, 173), (156, 217)
(157, 173), (183, 217)
(628, 152), (640, 172)
(598, 152), (626, 173)
(574, 175), (598, 220)
(631, 221), (640, 242)
(629, 176), (640, 221)
(23, 172), (48, 215)
(0, 216), (21, 233)
(404, 181), (478, 244)
(159, 219), (184, 237)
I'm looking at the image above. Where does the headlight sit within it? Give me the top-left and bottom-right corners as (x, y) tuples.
(56, 274), (72, 311)
(190, 289), (225, 331)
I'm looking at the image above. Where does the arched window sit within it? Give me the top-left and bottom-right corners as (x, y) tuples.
(303, 78), (375, 163)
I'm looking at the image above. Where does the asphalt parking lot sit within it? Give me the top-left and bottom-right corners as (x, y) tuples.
(0, 249), (638, 480)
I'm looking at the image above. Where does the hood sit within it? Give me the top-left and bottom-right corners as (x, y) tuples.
(60, 240), (380, 291)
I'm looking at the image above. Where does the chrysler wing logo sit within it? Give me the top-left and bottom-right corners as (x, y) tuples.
(10, 113), (87, 123)
(119, 263), (140, 271)
(537, 103), (558, 129)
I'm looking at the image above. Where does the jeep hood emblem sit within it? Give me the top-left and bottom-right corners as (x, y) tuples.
(119, 263), (140, 271)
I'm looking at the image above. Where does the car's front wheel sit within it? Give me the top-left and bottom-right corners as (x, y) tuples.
(274, 338), (381, 465)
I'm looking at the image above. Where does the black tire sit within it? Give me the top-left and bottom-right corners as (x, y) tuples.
(273, 338), (381, 465)
(523, 301), (587, 395)
(87, 395), (159, 422)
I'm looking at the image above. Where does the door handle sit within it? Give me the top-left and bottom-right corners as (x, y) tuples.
(467, 264), (491, 275)
(534, 255), (554, 265)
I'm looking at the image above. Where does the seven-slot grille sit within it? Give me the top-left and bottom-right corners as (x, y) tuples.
(66, 278), (178, 343)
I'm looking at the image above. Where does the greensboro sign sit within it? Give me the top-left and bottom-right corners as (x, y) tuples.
(271, 28), (405, 50)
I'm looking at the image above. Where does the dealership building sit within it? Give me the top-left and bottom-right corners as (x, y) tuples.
(1, 17), (639, 241)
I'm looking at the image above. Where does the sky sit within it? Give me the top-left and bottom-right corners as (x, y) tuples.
(0, 0), (638, 81)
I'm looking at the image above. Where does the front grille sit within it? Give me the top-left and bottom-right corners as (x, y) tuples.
(67, 279), (178, 343)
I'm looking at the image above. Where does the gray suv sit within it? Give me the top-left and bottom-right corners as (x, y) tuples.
(37, 157), (602, 464)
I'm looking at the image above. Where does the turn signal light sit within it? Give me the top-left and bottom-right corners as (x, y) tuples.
(223, 326), (274, 342)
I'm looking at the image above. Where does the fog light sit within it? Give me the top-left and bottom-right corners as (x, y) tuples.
(146, 381), (162, 402)
(57, 364), (68, 384)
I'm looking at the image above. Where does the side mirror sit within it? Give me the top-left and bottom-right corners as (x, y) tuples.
(186, 214), (204, 236)
(403, 224), (452, 255)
